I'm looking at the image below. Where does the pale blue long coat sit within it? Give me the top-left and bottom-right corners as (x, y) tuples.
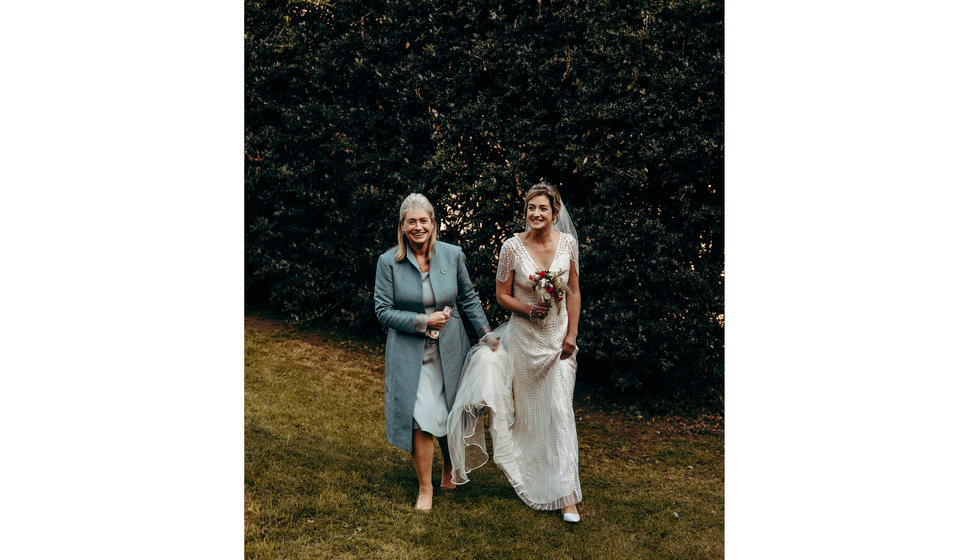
(374, 241), (490, 452)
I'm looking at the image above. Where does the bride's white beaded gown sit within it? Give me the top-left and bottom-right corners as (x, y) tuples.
(448, 231), (582, 511)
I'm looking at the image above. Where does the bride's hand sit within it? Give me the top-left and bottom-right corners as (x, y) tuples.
(527, 303), (549, 319)
(560, 334), (577, 360)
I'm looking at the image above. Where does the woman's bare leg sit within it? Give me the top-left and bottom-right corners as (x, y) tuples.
(411, 428), (434, 511)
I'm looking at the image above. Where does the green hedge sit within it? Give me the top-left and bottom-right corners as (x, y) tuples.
(246, 0), (723, 409)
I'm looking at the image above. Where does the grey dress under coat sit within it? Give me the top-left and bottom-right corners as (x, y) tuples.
(374, 241), (491, 452)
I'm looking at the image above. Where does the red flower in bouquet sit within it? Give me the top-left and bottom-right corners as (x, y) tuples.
(529, 269), (569, 312)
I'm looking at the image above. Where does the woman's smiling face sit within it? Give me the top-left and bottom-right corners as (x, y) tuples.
(402, 208), (433, 249)
(525, 194), (554, 232)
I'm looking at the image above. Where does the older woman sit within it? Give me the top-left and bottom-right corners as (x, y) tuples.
(374, 193), (493, 512)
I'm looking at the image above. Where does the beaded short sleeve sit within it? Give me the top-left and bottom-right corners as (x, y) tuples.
(496, 237), (520, 282)
(564, 232), (579, 273)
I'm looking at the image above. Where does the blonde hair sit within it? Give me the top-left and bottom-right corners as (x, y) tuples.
(524, 182), (562, 223)
(395, 193), (438, 262)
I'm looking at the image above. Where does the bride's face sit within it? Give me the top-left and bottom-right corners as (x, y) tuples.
(525, 194), (554, 232)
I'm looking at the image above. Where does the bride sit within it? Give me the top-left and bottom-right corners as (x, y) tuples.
(447, 182), (583, 523)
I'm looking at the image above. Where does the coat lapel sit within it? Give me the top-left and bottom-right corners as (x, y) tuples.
(405, 251), (422, 275)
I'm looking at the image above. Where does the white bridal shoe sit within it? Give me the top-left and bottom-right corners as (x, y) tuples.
(562, 512), (580, 523)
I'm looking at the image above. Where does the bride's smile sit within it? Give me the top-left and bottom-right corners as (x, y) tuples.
(525, 195), (554, 232)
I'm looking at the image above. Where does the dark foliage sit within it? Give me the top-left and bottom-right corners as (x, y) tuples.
(246, 0), (723, 409)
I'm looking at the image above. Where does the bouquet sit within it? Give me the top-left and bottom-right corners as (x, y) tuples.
(529, 269), (569, 312)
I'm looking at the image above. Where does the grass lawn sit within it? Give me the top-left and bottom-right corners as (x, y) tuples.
(245, 315), (724, 559)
